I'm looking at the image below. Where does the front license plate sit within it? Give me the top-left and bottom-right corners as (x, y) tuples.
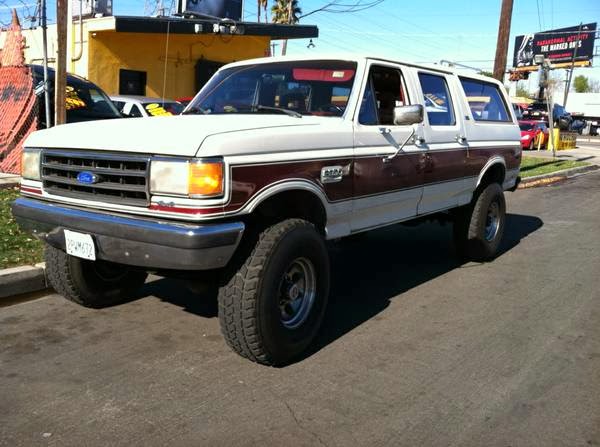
(64, 229), (96, 261)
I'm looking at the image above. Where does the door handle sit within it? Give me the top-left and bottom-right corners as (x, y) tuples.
(379, 127), (392, 135)
(455, 134), (467, 144)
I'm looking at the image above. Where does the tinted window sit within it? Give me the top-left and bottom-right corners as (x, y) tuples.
(418, 73), (455, 126)
(142, 101), (184, 116)
(460, 78), (511, 122)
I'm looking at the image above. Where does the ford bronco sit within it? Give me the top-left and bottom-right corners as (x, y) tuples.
(13, 56), (521, 365)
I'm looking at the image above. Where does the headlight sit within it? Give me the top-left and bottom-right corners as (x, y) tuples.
(150, 158), (224, 198)
(521, 134), (531, 140)
(21, 148), (41, 180)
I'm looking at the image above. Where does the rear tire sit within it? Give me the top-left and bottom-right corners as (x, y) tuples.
(453, 183), (506, 262)
(218, 219), (330, 366)
(45, 245), (148, 308)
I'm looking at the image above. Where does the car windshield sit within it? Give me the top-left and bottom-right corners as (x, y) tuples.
(186, 60), (358, 117)
(65, 82), (122, 122)
(519, 123), (534, 131)
(141, 101), (184, 116)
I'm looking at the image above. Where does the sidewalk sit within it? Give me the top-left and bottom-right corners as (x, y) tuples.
(525, 138), (600, 166)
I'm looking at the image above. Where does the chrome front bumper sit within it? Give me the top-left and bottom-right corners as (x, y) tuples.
(12, 198), (245, 271)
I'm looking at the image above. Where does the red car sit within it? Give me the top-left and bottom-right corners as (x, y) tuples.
(519, 120), (549, 150)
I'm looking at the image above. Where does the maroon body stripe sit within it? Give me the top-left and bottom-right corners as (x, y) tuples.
(21, 186), (42, 195)
(226, 159), (353, 211)
(145, 146), (518, 217)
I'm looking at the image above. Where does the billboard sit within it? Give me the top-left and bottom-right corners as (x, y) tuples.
(177, 0), (242, 20)
(513, 23), (597, 71)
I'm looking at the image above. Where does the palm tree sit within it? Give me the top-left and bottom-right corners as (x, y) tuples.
(271, 0), (301, 55)
(257, 0), (269, 23)
(271, 0), (301, 24)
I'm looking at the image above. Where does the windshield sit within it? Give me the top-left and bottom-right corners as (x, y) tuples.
(65, 83), (121, 122)
(187, 60), (358, 117)
(519, 123), (534, 131)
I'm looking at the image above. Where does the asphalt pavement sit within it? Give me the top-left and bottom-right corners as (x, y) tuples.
(1, 173), (599, 446)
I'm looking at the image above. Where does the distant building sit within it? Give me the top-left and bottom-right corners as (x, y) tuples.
(0, 15), (318, 100)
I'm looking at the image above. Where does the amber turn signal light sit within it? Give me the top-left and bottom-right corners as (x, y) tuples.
(188, 161), (224, 197)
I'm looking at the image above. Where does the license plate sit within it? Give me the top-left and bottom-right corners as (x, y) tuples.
(64, 229), (96, 261)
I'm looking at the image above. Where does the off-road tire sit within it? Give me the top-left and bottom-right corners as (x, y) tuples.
(218, 219), (330, 366)
(45, 245), (148, 308)
(453, 183), (506, 262)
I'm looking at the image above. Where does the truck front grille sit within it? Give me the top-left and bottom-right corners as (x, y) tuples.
(41, 150), (151, 207)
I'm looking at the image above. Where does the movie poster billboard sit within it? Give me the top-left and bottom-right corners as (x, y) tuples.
(513, 23), (596, 70)
(178, 0), (242, 20)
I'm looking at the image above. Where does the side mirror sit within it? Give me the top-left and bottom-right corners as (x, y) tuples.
(393, 104), (424, 126)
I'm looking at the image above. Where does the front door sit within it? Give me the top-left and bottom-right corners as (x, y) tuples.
(351, 62), (425, 232)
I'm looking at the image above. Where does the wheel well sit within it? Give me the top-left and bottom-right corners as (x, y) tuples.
(252, 190), (327, 234)
(478, 163), (505, 189)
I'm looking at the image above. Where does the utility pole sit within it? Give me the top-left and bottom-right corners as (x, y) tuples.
(54, 0), (67, 125)
(493, 0), (514, 82)
(41, 0), (51, 128)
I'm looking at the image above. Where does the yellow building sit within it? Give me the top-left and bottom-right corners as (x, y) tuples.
(1, 15), (318, 99)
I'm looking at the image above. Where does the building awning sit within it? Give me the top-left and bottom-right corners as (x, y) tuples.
(111, 15), (318, 40)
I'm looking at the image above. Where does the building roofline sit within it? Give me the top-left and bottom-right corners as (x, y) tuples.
(110, 15), (318, 40)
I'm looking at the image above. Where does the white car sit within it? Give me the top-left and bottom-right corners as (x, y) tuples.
(110, 95), (184, 118)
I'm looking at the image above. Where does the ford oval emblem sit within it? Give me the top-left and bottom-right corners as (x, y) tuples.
(76, 171), (99, 184)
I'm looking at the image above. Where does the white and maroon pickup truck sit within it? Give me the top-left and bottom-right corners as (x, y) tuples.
(13, 56), (521, 365)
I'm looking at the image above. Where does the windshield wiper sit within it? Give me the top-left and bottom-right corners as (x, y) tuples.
(181, 106), (208, 115)
(254, 105), (302, 118)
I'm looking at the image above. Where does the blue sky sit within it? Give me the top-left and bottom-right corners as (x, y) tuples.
(2, 0), (599, 85)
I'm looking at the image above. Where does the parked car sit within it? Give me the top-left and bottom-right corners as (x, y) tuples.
(13, 56), (521, 366)
(110, 95), (184, 117)
(522, 101), (572, 130)
(570, 119), (586, 134)
(30, 65), (121, 127)
(176, 96), (194, 107)
(519, 120), (549, 149)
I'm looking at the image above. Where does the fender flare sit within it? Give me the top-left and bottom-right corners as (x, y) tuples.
(242, 179), (331, 216)
(476, 156), (506, 188)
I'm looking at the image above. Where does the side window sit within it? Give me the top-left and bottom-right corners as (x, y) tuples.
(129, 104), (143, 118)
(418, 72), (455, 126)
(459, 78), (511, 122)
(359, 65), (407, 126)
(112, 100), (125, 112)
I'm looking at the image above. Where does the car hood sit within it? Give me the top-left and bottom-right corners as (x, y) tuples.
(24, 115), (325, 156)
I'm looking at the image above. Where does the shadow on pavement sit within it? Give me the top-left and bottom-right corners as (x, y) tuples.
(132, 213), (543, 362)
(302, 213), (543, 360)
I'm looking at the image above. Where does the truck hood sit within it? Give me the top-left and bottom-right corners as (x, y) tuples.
(24, 115), (324, 156)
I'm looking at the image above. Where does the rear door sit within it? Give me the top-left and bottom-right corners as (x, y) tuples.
(351, 61), (425, 231)
(415, 70), (467, 214)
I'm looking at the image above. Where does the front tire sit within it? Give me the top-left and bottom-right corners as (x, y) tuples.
(218, 219), (330, 366)
(45, 245), (148, 308)
(453, 183), (506, 262)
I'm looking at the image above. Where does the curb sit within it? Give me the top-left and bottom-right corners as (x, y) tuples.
(518, 164), (599, 188)
(0, 262), (48, 299)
